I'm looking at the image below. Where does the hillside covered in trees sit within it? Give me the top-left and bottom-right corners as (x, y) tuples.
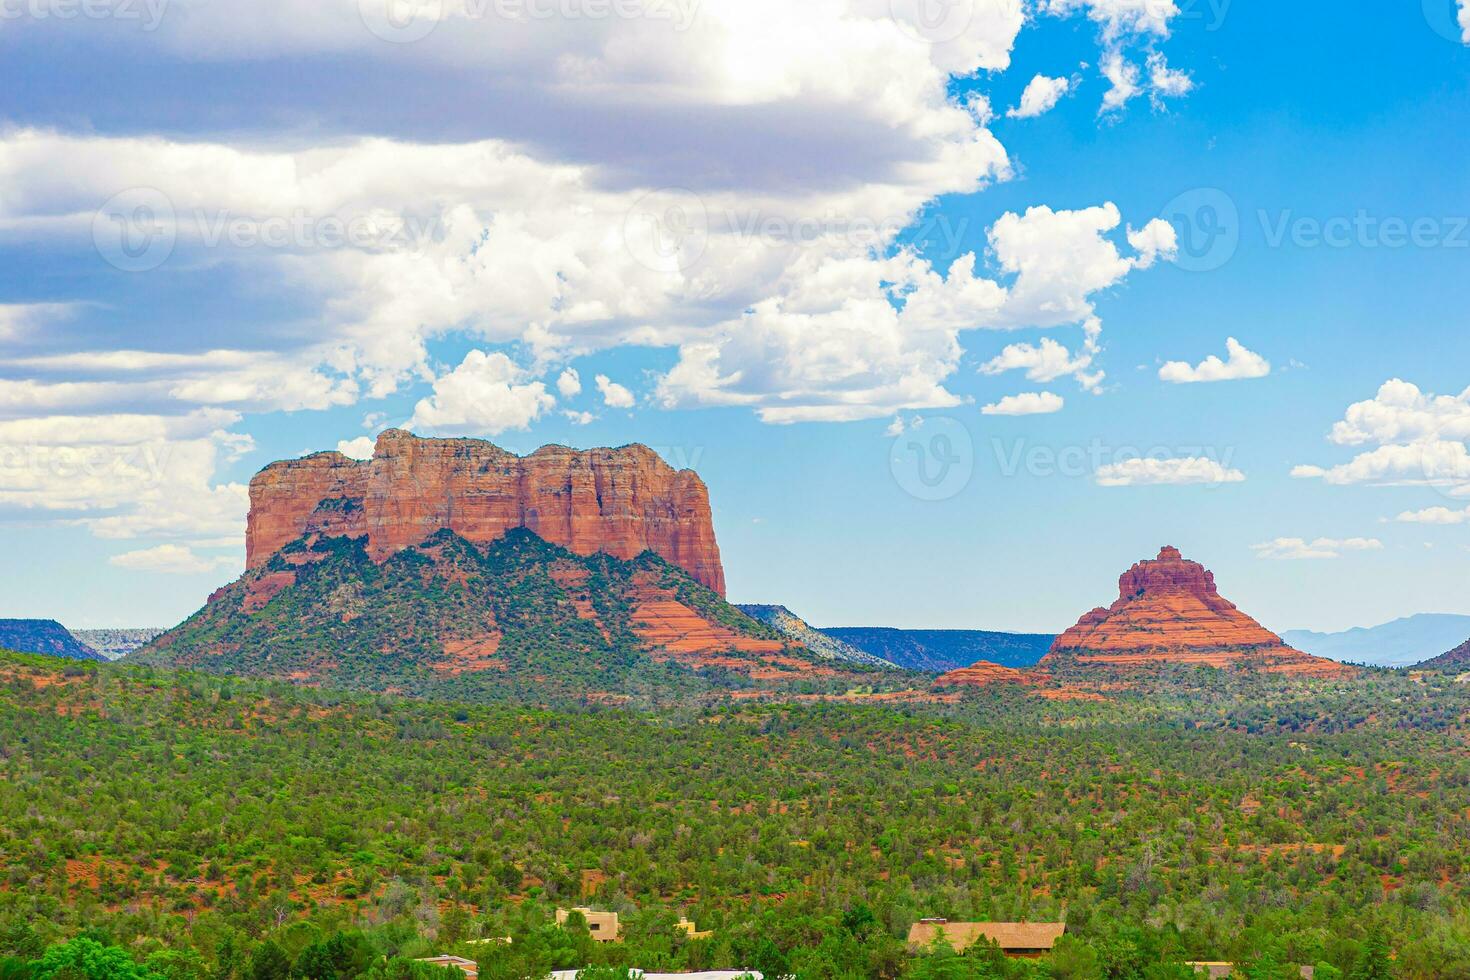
(2, 651), (1469, 977)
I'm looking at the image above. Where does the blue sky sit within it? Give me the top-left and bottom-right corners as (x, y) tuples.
(1, 0), (1468, 634)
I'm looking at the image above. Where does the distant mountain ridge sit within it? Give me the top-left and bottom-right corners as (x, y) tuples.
(820, 627), (1056, 672)
(736, 605), (898, 668)
(1282, 614), (1470, 668)
(70, 628), (165, 661)
(0, 620), (105, 661)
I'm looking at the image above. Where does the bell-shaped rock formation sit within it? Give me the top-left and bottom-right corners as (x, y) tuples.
(1040, 546), (1354, 677)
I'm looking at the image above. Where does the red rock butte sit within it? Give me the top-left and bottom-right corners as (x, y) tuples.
(1040, 546), (1353, 677)
(935, 661), (1036, 687)
(245, 429), (727, 595)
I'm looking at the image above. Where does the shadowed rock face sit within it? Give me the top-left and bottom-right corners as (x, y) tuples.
(1042, 546), (1354, 677)
(245, 429), (726, 594)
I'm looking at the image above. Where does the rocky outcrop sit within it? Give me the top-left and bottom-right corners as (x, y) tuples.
(1040, 546), (1354, 677)
(934, 661), (1035, 687)
(246, 429), (726, 594)
(737, 605), (898, 668)
(71, 628), (164, 661)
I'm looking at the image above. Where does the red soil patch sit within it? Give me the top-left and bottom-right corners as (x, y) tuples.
(549, 564), (612, 640)
(431, 635), (508, 676)
(243, 571), (296, 612)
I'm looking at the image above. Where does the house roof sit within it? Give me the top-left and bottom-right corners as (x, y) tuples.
(906, 922), (1066, 952)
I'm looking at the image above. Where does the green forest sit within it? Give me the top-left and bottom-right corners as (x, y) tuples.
(2, 651), (1468, 979)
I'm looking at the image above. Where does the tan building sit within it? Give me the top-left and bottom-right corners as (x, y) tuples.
(676, 918), (713, 940)
(557, 907), (622, 943)
(415, 956), (479, 980)
(906, 920), (1066, 958)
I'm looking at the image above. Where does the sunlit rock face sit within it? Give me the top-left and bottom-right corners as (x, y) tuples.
(245, 429), (726, 595)
(1042, 546), (1354, 678)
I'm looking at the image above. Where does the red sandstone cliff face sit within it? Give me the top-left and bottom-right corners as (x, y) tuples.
(246, 429), (727, 594)
(1041, 546), (1353, 677)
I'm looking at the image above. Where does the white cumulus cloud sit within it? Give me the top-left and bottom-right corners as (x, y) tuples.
(408, 351), (556, 436)
(1159, 337), (1271, 383)
(109, 544), (241, 576)
(1146, 52), (1195, 102)
(556, 369), (582, 399)
(337, 436), (377, 460)
(1251, 537), (1383, 561)
(981, 392), (1064, 415)
(1394, 505), (1470, 525)
(1095, 456), (1245, 486)
(595, 375), (636, 410)
(1007, 74), (1072, 118)
(1293, 380), (1470, 494)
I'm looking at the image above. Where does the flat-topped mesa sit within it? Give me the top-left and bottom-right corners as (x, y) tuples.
(245, 429), (727, 594)
(1041, 545), (1353, 677)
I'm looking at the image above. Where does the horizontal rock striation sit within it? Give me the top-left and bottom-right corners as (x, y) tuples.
(934, 660), (1036, 687)
(1041, 546), (1353, 677)
(246, 429), (726, 594)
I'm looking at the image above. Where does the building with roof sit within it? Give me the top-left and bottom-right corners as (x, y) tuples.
(415, 956), (479, 980)
(905, 920), (1066, 958)
(556, 907), (621, 943)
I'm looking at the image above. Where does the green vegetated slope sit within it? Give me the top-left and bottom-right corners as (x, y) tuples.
(1415, 636), (1470, 671)
(3, 650), (1470, 977)
(131, 529), (862, 705)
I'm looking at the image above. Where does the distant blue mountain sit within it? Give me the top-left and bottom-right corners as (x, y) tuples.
(1282, 614), (1470, 668)
(0, 619), (106, 662)
(818, 627), (1056, 673)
